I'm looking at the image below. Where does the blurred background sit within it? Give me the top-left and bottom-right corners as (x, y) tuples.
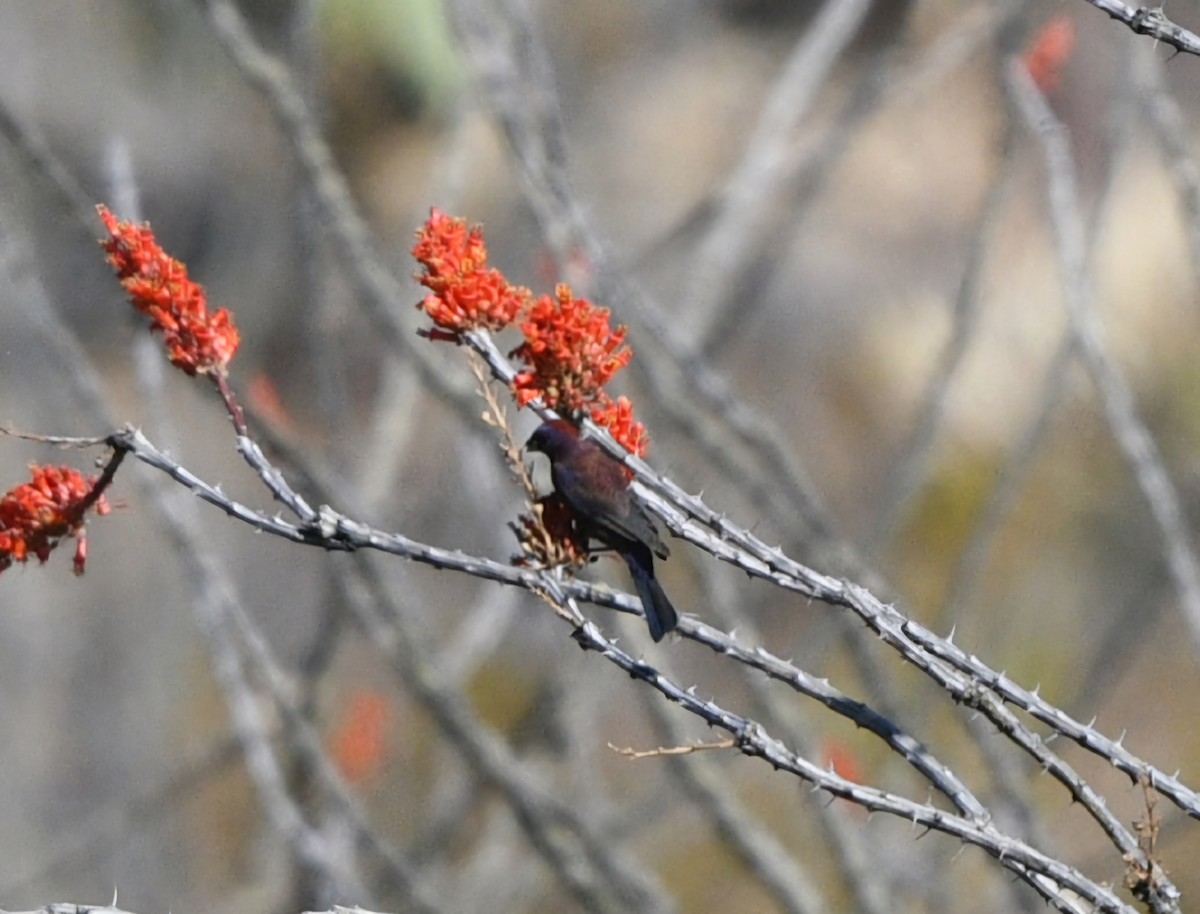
(1, 0), (1199, 911)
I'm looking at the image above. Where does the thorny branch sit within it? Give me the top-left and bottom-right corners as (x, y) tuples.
(1078, 0), (1200, 57)
(32, 355), (1178, 911)
(4, 2), (1199, 911)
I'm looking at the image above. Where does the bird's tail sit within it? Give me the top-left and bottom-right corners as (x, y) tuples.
(624, 548), (678, 642)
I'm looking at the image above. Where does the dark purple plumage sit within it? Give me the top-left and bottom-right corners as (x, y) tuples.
(526, 420), (678, 641)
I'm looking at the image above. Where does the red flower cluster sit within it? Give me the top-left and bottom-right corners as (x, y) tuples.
(511, 283), (631, 405)
(98, 205), (240, 376)
(511, 286), (648, 456)
(412, 210), (648, 457)
(0, 465), (112, 576)
(412, 209), (531, 338)
(590, 396), (647, 459)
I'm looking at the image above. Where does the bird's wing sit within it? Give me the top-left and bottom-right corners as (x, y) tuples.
(615, 501), (670, 561)
(554, 457), (669, 559)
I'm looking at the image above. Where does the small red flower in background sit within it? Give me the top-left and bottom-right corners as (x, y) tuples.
(0, 465), (112, 576)
(1025, 16), (1075, 94)
(821, 740), (863, 784)
(246, 373), (295, 433)
(413, 209), (531, 339)
(98, 206), (240, 376)
(510, 284), (633, 414)
(821, 740), (868, 815)
(329, 689), (393, 786)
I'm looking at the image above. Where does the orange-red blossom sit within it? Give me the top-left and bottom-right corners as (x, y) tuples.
(590, 395), (648, 460)
(511, 283), (625, 398)
(511, 286), (648, 458)
(412, 208), (531, 338)
(98, 205), (240, 376)
(0, 465), (111, 576)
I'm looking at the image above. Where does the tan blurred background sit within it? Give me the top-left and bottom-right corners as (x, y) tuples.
(1, 1), (1200, 911)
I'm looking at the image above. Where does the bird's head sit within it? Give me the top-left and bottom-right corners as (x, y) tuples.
(525, 419), (581, 461)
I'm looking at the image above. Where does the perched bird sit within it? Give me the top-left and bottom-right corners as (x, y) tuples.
(525, 420), (678, 641)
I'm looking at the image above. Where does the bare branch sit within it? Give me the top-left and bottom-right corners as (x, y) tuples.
(1078, 0), (1200, 57)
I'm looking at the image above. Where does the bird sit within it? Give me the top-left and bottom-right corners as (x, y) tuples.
(525, 419), (678, 641)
